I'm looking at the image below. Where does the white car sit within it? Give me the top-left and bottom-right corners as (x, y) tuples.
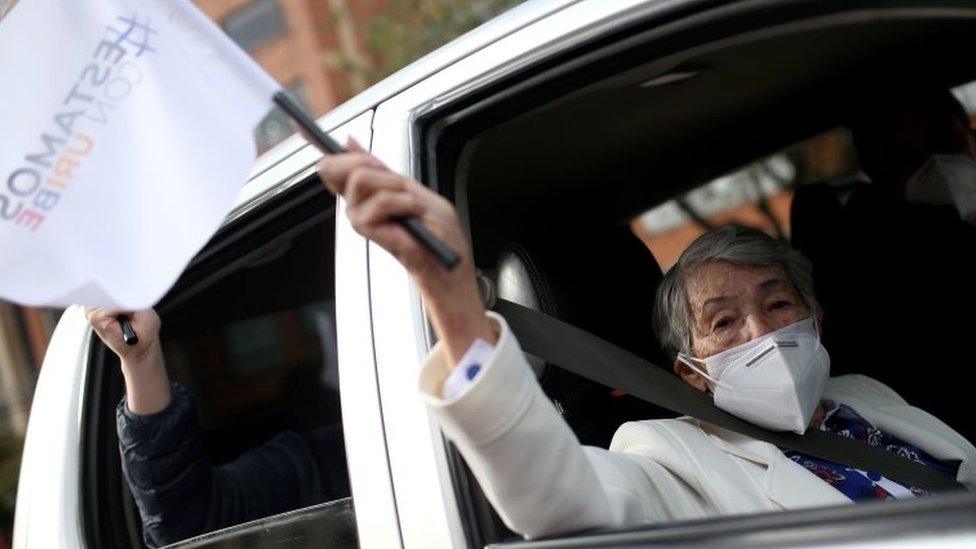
(13, 0), (976, 547)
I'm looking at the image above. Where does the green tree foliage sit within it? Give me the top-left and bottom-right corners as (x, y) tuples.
(362, 0), (524, 83)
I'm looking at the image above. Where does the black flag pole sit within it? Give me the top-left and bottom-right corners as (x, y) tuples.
(273, 91), (461, 270)
(120, 316), (139, 346)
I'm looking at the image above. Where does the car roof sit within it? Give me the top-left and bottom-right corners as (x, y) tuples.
(244, 0), (583, 185)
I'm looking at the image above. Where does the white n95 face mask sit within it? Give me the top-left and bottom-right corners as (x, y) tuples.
(906, 154), (976, 224)
(677, 317), (830, 434)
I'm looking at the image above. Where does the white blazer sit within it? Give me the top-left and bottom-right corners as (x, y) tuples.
(418, 313), (976, 539)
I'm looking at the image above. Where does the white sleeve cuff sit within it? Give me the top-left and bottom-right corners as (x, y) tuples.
(442, 338), (496, 402)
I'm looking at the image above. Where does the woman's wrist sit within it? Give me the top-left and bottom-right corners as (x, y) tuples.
(120, 341), (164, 374)
(413, 246), (497, 365)
(121, 343), (172, 415)
(423, 288), (496, 367)
(439, 309), (495, 362)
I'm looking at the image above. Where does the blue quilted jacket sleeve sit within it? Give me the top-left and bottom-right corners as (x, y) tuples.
(116, 383), (330, 548)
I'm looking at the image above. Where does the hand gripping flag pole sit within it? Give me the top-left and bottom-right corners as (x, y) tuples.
(272, 91), (461, 270)
(120, 317), (139, 346)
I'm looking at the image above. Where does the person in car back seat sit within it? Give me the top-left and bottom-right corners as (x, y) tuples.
(791, 89), (976, 442)
(852, 88), (976, 207)
(320, 140), (975, 539)
(85, 308), (350, 548)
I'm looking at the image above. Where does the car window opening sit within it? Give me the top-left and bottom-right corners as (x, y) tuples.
(436, 7), (976, 545)
(86, 192), (356, 548)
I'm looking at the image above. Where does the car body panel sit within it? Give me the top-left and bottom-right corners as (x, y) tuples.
(332, 112), (405, 549)
(13, 307), (90, 549)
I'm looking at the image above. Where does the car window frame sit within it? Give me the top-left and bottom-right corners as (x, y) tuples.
(488, 492), (976, 548)
(164, 497), (357, 549)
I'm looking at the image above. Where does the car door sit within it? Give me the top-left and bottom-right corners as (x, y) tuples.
(366, 0), (976, 548)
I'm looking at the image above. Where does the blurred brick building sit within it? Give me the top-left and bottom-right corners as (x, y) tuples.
(195, 0), (387, 152)
(0, 307), (58, 435)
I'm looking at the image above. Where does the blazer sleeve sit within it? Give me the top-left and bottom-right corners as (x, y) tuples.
(418, 312), (675, 538)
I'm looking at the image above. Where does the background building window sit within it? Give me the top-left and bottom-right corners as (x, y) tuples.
(255, 81), (308, 153)
(223, 0), (288, 53)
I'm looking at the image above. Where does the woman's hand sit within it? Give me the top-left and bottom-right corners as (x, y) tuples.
(86, 308), (171, 414)
(318, 139), (496, 366)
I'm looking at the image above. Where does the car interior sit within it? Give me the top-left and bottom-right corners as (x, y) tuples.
(422, 3), (976, 546)
(81, 183), (357, 548)
(81, 2), (976, 548)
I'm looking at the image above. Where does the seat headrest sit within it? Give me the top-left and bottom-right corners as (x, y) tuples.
(495, 224), (667, 367)
(492, 223), (673, 447)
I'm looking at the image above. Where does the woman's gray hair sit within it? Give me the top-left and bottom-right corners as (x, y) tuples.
(653, 226), (819, 358)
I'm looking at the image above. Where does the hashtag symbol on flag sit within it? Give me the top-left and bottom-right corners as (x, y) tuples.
(106, 14), (157, 57)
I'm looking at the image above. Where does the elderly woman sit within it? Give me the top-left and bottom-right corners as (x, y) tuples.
(327, 144), (973, 538)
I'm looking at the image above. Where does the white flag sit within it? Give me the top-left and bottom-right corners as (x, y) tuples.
(0, 0), (280, 308)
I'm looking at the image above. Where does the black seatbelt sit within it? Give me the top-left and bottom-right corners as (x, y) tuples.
(493, 298), (965, 493)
